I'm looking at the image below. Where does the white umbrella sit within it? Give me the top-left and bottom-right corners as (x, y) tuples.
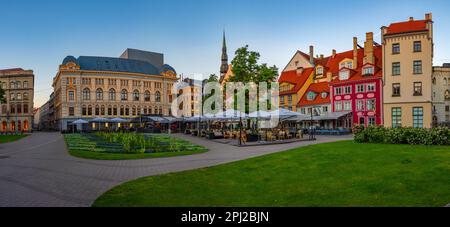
(71, 119), (89, 124)
(248, 110), (271, 119)
(111, 118), (129, 123)
(90, 117), (109, 123)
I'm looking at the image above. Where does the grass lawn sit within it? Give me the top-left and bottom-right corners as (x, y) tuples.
(65, 133), (208, 160)
(93, 141), (450, 207)
(0, 134), (28, 144)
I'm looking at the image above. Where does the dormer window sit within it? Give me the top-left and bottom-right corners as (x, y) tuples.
(363, 66), (374, 76)
(339, 60), (353, 69)
(307, 92), (316, 101)
(339, 70), (350, 80)
(321, 92), (328, 99)
(316, 66), (323, 75)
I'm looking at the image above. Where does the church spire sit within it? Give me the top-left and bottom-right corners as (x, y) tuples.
(220, 30), (229, 77)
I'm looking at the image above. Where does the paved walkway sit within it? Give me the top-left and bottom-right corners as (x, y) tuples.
(0, 132), (352, 207)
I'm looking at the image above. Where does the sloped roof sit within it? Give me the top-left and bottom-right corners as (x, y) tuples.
(385, 19), (430, 36)
(298, 82), (330, 107)
(278, 68), (314, 95)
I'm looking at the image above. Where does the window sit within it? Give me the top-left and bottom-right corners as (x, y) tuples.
(335, 87), (342, 95)
(366, 99), (375, 111)
(68, 91), (74, 101)
(445, 105), (450, 112)
(23, 92), (28, 100)
(413, 82), (422, 96)
(392, 43), (400, 54)
(83, 88), (90, 100)
(307, 92), (316, 101)
(392, 83), (401, 97)
(144, 91), (151, 102)
(359, 117), (365, 125)
(323, 106), (328, 113)
(69, 107), (74, 116)
(392, 107), (402, 128)
(413, 107), (423, 128)
(96, 89), (103, 100)
(363, 66), (374, 75)
(133, 90), (140, 101)
(17, 104), (22, 114)
(339, 70), (349, 80)
(121, 90), (128, 101)
(95, 105), (100, 115)
(392, 62), (401, 75)
(288, 95), (292, 104)
(23, 81), (28, 88)
(23, 104), (29, 114)
(109, 89), (116, 101)
(413, 60), (422, 74)
(88, 105), (92, 116)
(82, 106), (87, 116)
(357, 84), (365, 93)
(10, 104), (15, 114)
(335, 101), (343, 111)
(155, 91), (161, 102)
(108, 106), (112, 116)
(344, 86), (351, 94)
(316, 67), (323, 75)
(367, 84), (375, 92)
(357, 100), (364, 111)
(321, 92), (328, 99)
(120, 106), (124, 116)
(368, 117), (375, 126)
(344, 101), (352, 111)
(101, 106), (105, 115)
(17, 93), (22, 100)
(413, 41), (422, 52)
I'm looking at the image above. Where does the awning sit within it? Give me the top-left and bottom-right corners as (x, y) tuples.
(314, 111), (352, 120)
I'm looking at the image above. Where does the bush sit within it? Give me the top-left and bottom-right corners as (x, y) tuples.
(355, 126), (450, 146)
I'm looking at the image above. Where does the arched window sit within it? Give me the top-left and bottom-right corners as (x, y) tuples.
(17, 82), (21, 89)
(132, 106), (136, 116)
(10, 82), (15, 89)
(121, 89), (128, 101)
(95, 105), (100, 115)
(96, 88), (103, 100)
(10, 104), (15, 114)
(23, 104), (29, 114)
(10, 121), (15, 132)
(155, 91), (161, 102)
(113, 106), (118, 116)
(83, 88), (90, 100)
(82, 105), (87, 115)
(108, 105), (112, 116)
(144, 91), (151, 102)
(17, 104), (22, 114)
(2, 121), (6, 132)
(125, 106), (130, 116)
(23, 120), (29, 131)
(88, 105), (93, 116)
(133, 90), (140, 101)
(120, 106), (124, 116)
(109, 89), (116, 101)
(101, 105), (105, 115)
(17, 93), (22, 100)
(445, 90), (450, 100)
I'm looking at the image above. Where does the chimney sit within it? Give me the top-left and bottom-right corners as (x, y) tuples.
(320, 54), (324, 59)
(309, 45), (314, 65)
(327, 72), (332, 82)
(381, 26), (388, 44)
(425, 13), (432, 21)
(409, 17), (414, 21)
(353, 37), (358, 68)
(364, 32), (374, 65)
(332, 49), (336, 58)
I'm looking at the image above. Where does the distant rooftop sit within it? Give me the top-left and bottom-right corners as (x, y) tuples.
(120, 48), (164, 68)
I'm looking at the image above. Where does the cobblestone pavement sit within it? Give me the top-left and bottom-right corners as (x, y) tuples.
(0, 132), (352, 207)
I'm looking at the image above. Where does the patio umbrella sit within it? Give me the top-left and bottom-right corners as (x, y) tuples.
(70, 119), (89, 133)
(110, 118), (129, 123)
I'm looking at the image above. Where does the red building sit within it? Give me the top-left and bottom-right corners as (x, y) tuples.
(330, 32), (383, 127)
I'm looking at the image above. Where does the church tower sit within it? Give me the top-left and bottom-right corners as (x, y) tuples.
(220, 31), (229, 80)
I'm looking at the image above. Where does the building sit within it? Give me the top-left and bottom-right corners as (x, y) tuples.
(219, 31), (229, 84)
(33, 107), (40, 130)
(177, 78), (202, 117)
(0, 68), (35, 133)
(381, 13), (434, 128)
(52, 49), (177, 131)
(432, 64), (450, 126)
(330, 32), (383, 127)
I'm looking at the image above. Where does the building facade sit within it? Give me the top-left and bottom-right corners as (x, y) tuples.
(432, 64), (450, 126)
(176, 78), (202, 117)
(52, 49), (177, 131)
(0, 68), (35, 133)
(330, 32), (383, 127)
(382, 13), (434, 128)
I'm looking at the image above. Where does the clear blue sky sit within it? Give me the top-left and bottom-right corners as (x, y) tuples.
(1, 0), (450, 107)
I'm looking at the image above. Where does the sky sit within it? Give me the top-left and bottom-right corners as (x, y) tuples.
(1, 0), (450, 107)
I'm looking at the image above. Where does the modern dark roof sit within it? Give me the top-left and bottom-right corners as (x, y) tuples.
(443, 63), (450, 68)
(120, 49), (164, 68)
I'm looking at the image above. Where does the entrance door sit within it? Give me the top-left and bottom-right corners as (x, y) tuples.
(359, 117), (365, 126)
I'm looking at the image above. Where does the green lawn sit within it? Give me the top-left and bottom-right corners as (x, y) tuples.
(65, 133), (208, 160)
(0, 134), (27, 144)
(93, 141), (450, 207)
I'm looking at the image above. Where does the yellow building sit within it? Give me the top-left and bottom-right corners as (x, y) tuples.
(381, 13), (434, 128)
(0, 68), (34, 132)
(52, 49), (177, 131)
(178, 78), (202, 117)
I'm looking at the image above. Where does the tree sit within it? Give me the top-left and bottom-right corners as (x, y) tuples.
(226, 45), (278, 113)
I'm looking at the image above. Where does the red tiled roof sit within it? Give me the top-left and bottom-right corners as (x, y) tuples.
(298, 82), (330, 106)
(330, 46), (383, 84)
(385, 19), (430, 35)
(278, 67), (314, 94)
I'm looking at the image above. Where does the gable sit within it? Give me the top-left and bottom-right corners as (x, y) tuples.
(283, 51), (313, 72)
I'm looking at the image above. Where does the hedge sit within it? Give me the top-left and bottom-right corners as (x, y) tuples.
(354, 125), (450, 146)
